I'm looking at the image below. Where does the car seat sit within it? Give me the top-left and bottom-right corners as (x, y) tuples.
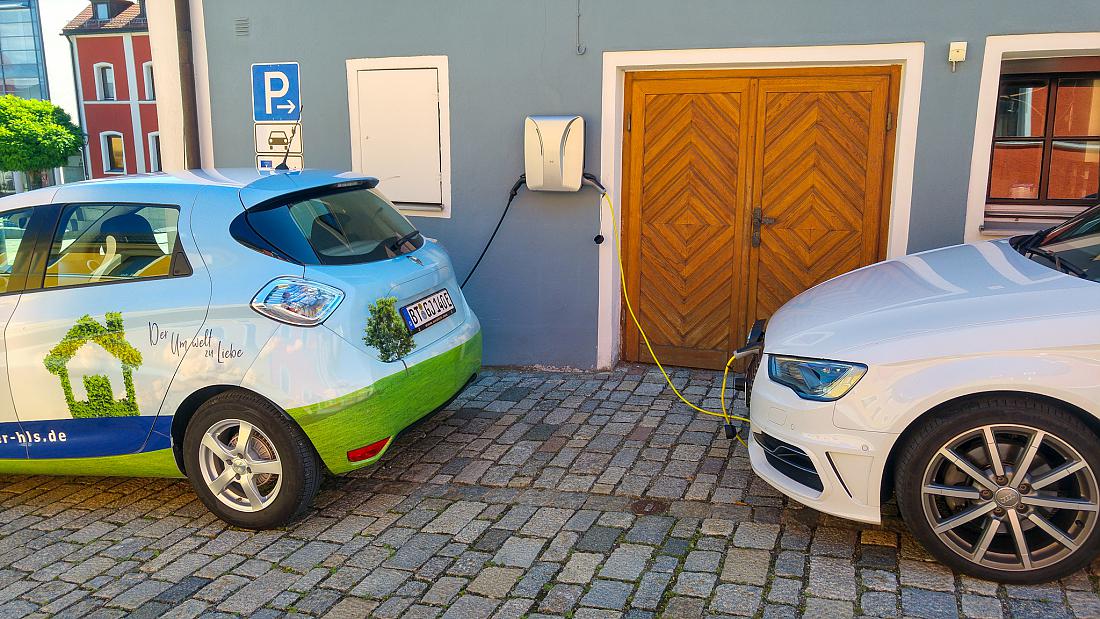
(91, 213), (166, 280)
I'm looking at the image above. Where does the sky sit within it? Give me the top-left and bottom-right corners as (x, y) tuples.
(39, 0), (90, 121)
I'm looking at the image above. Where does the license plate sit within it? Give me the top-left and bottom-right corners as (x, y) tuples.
(400, 289), (456, 333)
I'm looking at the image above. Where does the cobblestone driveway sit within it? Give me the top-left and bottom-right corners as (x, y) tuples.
(0, 366), (1096, 618)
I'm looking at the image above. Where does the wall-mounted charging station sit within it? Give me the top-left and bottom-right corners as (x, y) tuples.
(524, 115), (585, 192)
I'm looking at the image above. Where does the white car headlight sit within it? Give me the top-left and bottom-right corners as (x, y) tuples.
(768, 355), (867, 401)
(251, 277), (344, 326)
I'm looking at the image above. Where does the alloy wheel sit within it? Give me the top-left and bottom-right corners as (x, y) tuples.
(920, 424), (1098, 572)
(197, 419), (283, 512)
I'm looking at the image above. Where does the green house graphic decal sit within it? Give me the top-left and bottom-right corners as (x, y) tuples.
(43, 312), (143, 418)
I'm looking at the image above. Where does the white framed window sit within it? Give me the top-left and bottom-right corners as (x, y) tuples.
(966, 33), (1100, 242)
(346, 55), (451, 218)
(147, 132), (160, 172)
(100, 132), (125, 175)
(93, 62), (115, 101)
(142, 62), (155, 101)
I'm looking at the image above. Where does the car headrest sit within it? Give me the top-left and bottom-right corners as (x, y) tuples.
(99, 213), (157, 247)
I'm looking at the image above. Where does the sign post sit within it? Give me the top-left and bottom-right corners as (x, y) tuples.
(251, 62), (303, 170)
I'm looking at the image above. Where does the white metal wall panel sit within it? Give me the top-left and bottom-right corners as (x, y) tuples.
(355, 68), (443, 205)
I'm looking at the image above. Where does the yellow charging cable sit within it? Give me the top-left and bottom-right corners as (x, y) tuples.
(601, 192), (751, 446)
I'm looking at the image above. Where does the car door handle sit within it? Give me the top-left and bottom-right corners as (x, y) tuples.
(751, 207), (777, 247)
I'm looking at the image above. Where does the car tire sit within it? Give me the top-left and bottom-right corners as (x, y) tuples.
(895, 396), (1100, 583)
(183, 390), (321, 529)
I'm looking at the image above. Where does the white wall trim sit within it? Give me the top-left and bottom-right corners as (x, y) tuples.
(596, 42), (925, 369)
(68, 31), (144, 40)
(122, 33), (146, 174)
(68, 36), (91, 176)
(100, 131), (126, 175)
(345, 55), (452, 219)
(91, 61), (114, 101)
(964, 32), (1100, 244)
(189, 0), (214, 168)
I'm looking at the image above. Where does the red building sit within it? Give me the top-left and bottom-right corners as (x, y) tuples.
(64, 0), (159, 178)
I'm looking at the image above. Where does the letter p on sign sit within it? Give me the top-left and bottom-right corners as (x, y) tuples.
(251, 62), (301, 122)
(264, 72), (289, 114)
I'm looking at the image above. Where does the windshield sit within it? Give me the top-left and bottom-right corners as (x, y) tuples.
(1029, 203), (1100, 281)
(1019, 203), (1100, 281)
(246, 187), (422, 265)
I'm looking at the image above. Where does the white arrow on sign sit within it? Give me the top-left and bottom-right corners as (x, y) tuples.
(276, 100), (296, 114)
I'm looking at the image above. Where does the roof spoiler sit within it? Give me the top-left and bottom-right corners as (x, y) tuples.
(239, 175), (380, 210)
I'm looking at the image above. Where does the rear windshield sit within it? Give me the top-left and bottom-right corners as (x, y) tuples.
(245, 187), (422, 265)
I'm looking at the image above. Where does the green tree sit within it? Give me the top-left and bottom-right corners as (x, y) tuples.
(0, 95), (83, 188)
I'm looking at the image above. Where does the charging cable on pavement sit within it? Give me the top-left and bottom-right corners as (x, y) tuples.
(462, 173), (758, 447)
(581, 174), (754, 447)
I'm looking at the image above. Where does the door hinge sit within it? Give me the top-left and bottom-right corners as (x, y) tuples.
(886, 111), (894, 131)
(626, 113), (631, 132)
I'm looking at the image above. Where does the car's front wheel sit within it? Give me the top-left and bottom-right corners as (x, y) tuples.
(896, 396), (1100, 583)
(183, 390), (321, 529)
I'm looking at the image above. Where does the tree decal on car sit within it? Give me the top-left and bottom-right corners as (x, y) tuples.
(43, 312), (143, 418)
(364, 297), (415, 365)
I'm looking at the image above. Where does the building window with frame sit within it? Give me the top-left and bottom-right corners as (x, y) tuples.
(148, 132), (160, 172)
(101, 133), (125, 175)
(988, 69), (1100, 223)
(94, 63), (115, 101)
(142, 62), (155, 100)
(93, 2), (110, 20)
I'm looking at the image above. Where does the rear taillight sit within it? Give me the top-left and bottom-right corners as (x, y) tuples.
(348, 437), (391, 462)
(251, 277), (344, 326)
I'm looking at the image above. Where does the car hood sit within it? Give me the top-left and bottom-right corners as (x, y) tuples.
(764, 240), (1100, 362)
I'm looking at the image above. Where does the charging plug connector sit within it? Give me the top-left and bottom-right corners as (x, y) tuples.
(582, 172), (607, 194)
(724, 423), (750, 443)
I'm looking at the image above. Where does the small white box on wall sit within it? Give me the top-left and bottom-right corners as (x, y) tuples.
(524, 115), (585, 192)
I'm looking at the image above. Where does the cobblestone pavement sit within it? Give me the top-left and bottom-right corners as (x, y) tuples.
(0, 366), (1097, 618)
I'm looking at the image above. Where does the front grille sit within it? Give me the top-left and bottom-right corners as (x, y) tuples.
(754, 432), (823, 492)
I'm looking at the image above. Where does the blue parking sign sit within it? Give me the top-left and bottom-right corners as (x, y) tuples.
(251, 62), (301, 122)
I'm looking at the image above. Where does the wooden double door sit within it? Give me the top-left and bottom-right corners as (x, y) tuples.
(621, 67), (900, 369)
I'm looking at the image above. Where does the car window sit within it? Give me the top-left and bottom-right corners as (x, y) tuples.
(44, 204), (181, 289)
(244, 187), (422, 265)
(0, 207), (33, 294)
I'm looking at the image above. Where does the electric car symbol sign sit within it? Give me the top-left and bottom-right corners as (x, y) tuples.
(251, 62), (301, 122)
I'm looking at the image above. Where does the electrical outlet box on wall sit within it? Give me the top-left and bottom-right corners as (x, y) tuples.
(524, 115), (584, 192)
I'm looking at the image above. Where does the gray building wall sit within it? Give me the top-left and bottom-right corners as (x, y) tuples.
(197, 0), (1099, 368)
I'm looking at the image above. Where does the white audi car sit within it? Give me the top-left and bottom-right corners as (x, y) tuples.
(748, 204), (1100, 583)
